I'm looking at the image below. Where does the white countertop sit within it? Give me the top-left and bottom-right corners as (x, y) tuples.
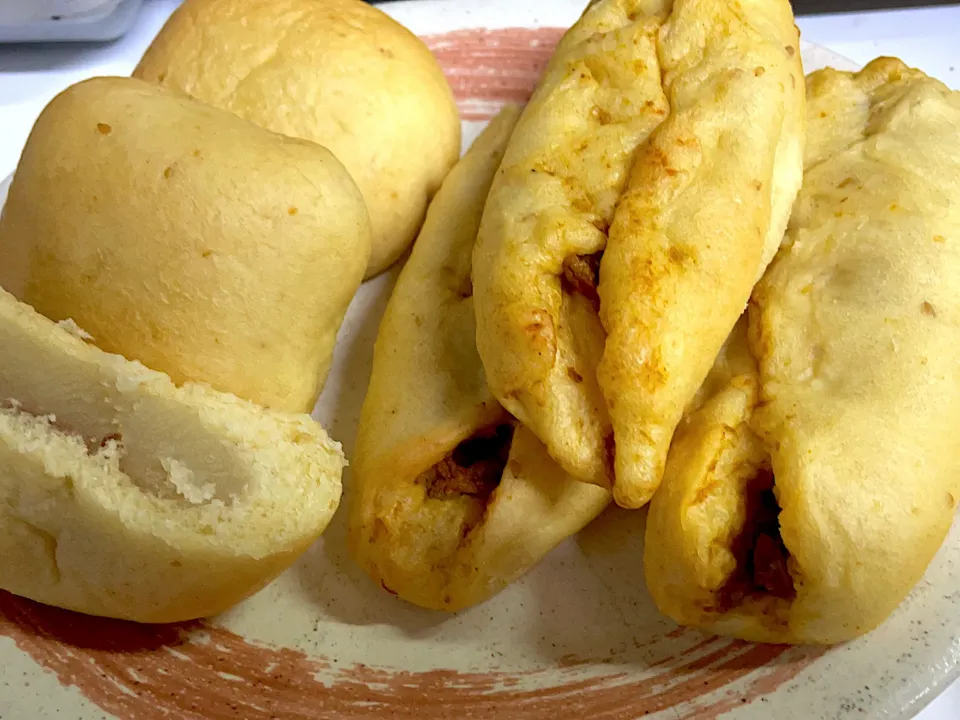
(0, 1), (958, 717)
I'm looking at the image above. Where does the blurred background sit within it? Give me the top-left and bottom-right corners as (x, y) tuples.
(0, 0), (959, 42)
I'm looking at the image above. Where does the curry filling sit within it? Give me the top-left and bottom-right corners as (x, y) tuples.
(716, 468), (795, 612)
(561, 252), (603, 312)
(423, 423), (515, 500)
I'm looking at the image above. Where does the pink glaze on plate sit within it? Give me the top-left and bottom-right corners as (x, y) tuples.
(423, 28), (565, 120)
(0, 591), (823, 719)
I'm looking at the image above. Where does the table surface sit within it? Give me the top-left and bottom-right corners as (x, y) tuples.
(0, 1), (958, 717)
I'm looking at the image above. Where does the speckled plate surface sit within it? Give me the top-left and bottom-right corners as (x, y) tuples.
(1, 1), (958, 718)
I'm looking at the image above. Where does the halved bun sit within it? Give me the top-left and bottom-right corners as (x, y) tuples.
(0, 288), (344, 623)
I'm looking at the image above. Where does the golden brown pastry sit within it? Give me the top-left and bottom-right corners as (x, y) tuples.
(0, 286), (344, 623)
(350, 108), (610, 611)
(0, 76), (370, 414)
(645, 58), (960, 644)
(133, 0), (461, 278)
(472, 0), (805, 509)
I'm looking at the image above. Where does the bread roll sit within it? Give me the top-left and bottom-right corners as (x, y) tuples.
(644, 59), (960, 644)
(0, 287), (344, 623)
(133, 0), (461, 279)
(0, 76), (370, 414)
(472, 0), (804, 508)
(349, 108), (610, 611)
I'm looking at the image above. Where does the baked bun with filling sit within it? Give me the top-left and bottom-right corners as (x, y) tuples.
(350, 108), (610, 611)
(644, 59), (960, 644)
(133, 0), (460, 279)
(472, 0), (805, 509)
(0, 76), (370, 414)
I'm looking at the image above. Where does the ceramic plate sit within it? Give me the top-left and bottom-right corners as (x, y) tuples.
(1, 1), (958, 718)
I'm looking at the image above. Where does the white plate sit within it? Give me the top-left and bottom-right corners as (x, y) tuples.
(1, 2), (957, 719)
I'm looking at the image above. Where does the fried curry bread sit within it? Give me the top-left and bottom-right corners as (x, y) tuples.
(350, 108), (610, 611)
(645, 58), (960, 644)
(472, 0), (805, 508)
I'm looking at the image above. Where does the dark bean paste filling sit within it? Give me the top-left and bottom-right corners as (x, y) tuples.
(561, 252), (603, 312)
(715, 468), (795, 612)
(423, 424), (515, 500)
